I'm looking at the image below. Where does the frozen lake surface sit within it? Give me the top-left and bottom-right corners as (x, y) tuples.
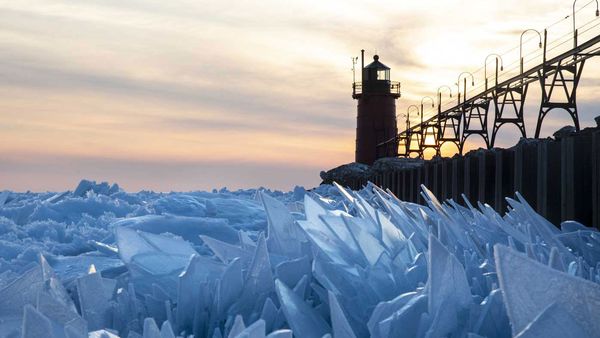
(0, 179), (599, 338)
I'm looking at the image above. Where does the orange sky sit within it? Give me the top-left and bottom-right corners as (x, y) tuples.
(1, 0), (600, 191)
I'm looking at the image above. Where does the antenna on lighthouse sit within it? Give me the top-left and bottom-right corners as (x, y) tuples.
(351, 56), (358, 83)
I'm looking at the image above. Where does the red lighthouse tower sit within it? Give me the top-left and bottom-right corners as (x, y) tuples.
(353, 51), (401, 165)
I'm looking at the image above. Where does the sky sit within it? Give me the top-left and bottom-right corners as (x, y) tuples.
(2, 0), (600, 192)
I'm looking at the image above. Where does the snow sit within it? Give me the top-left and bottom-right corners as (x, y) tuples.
(0, 179), (600, 337)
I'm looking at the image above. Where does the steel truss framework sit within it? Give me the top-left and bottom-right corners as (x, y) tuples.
(377, 31), (600, 159)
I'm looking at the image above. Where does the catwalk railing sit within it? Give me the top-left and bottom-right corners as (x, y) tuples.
(352, 81), (401, 97)
(377, 26), (600, 158)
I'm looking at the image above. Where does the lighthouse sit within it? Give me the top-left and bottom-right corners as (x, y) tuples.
(353, 51), (401, 165)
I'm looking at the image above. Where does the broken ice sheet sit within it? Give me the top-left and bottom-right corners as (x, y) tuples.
(49, 254), (125, 285)
(199, 234), (254, 266)
(0, 190), (10, 206)
(513, 302), (590, 338)
(113, 215), (239, 246)
(116, 227), (197, 264)
(21, 304), (56, 338)
(115, 227), (198, 298)
(0, 255), (80, 336)
(260, 192), (304, 259)
(176, 254), (225, 330)
(3, 180), (600, 338)
(427, 235), (472, 319)
(275, 279), (331, 338)
(77, 267), (113, 331)
(328, 291), (357, 338)
(495, 244), (600, 337)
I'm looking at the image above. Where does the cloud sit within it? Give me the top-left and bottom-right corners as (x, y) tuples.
(1, 0), (599, 190)
(0, 50), (354, 130)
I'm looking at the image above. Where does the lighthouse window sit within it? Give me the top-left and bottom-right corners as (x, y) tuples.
(377, 69), (389, 80)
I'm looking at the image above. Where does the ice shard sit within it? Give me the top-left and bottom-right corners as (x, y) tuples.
(377, 293), (428, 338)
(245, 233), (274, 295)
(4, 181), (600, 338)
(199, 235), (254, 265)
(230, 319), (265, 338)
(471, 289), (510, 337)
(0, 255), (82, 336)
(37, 288), (88, 337)
(21, 304), (55, 338)
(513, 302), (591, 338)
(143, 317), (161, 338)
(160, 321), (175, 338)
(342, 216), (386, 266)
(495, 244), (600, 337)
(89, 329), (120, 338)
(274, 279), (331, 338)
(113, 215), (238, 246)
(116, 227), (198, 298)
(228, 315), (246, 338)
(76, 267), (112, 331)
(176, 254), (225, 331)
(328, 291), (356, 338)
(265, 330), (292, 338)
(115, 227), (196, 265)
(260, 192), (304, 258)
(274, 255), (311, 288)
(426, 234), (472, 337)
(0, 190), (9, 206)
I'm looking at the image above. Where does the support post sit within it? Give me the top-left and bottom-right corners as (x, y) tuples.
(432, 159), (442, 200)
(478, 150), (495, 206)
(441, 158), (453, 202)
(401, 170), (408, 201)
(537, 139), (561, 225)
(494, 148), (515, 212)
(514, 140), (539, 210)
(561, 131), (593, 225)
(593, 130), (600, 230)
(452, 157), (465, 204)
(464, 152), (480, 206)
(417, 165), (424, 204)
(409, 168), (417, 203)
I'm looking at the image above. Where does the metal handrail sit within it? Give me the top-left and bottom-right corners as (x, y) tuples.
(377, 31), (600, 150)
(353, 81), (401, 96)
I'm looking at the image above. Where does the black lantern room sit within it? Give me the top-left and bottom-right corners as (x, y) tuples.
(362, 55), (391, 94)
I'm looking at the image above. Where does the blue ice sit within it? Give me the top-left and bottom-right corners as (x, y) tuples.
(0, 179), (599, 337)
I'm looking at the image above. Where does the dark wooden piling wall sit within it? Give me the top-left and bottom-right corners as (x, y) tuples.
(514, 140), (539, 210)
(452, 157), (464, 203)
(537, 140), (561, 225)
(464, 154), (478, 206)
(494, 149), (514, 213)
(346, 128), (600, 229)
(593, 132), (600, 230)
(479, 150), (496, 206)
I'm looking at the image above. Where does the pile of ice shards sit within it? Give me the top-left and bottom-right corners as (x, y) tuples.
(1, 179), (600, 338)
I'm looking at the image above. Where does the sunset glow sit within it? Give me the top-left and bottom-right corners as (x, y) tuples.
(2, 0), (600, 191)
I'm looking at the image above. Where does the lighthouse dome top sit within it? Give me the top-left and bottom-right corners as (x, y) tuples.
(364, 55), (390, 70)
